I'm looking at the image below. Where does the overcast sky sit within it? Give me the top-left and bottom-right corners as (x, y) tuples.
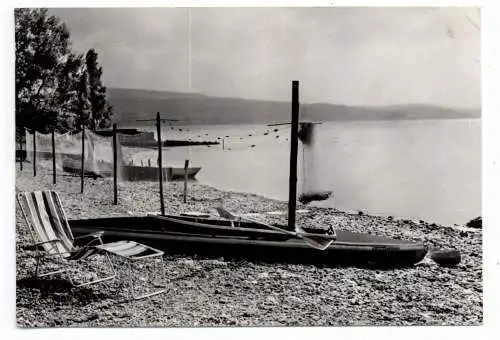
(49, 7), (480, 108)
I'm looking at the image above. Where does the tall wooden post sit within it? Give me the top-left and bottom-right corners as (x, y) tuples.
(183, 159), (189, 203)
(288, 80), (300, 231)
(222, 137), (225, 150)
(19, 131), (23, 171)
(33, 130), (36, 176)
(113, 123), (118, 205)
(156, 112), (165, 215)
(81, 124), (85, 194)
(51, 128), (56, 184)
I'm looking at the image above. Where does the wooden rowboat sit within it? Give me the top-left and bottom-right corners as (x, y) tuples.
(166, 166), (202, 180)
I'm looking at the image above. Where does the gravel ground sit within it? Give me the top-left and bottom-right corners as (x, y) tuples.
(15, 165), (482, 327)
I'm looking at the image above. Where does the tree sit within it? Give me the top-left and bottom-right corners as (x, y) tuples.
(85, 48), (113, 131)
(51, 53), (85, 132)
(15, 8), (76, 133)
(15, 9), (112, 134)
(73, 69), (92, 131)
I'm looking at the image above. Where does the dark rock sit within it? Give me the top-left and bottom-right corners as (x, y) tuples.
(466, 217), (482, 229)
(298, 191), (332, 204)
(430, 249), (461, 267)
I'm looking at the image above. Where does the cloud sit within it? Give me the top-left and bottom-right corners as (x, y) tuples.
(49, 7), (480, 108)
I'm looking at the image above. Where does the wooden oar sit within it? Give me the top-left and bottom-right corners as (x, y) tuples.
(215, 207), (335, 251)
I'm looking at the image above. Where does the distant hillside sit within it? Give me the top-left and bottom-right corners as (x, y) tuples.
(106, 87), (481, 126)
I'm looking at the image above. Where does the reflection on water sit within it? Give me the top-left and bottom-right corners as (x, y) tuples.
(124, 119), (481, 226)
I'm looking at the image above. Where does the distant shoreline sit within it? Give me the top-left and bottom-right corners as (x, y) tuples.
(107, 87), (480, 127)
(122, 116), (481, 128)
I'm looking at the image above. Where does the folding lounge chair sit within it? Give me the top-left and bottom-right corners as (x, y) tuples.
(17, 190), (166, 300)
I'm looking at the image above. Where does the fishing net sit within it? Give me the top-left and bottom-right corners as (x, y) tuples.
(119, 132), (157, 148)
(25, 129), (125, 180)
(298, 123), (332, 204)
(25, 130), (83, 172)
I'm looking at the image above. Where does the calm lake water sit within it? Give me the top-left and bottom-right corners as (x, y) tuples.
(124, 119), (481, 226)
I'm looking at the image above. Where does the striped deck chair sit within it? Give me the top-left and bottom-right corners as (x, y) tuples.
(17, 191), (166, 300)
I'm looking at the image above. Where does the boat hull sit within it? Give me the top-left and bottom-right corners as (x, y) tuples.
(62, 157), (112, 178)
(68, 215), (428, 267)
(166, 167), (201, 180)
(62, 158), (201, 181)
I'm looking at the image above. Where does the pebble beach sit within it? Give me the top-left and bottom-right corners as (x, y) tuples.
(15, 165), (482, 327)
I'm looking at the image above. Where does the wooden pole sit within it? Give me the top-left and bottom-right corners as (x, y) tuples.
(32, 130), (36, 176)
(19, 131), (23, 171)
(51, 128), (56, 184)
(288, 80), (300, 231)
(222, 137), (225, 150)
(81, 124), (85, 194)
(113, 123), (118, 205)
(156, 112), (165, 215)
(183, 159), (189, 203)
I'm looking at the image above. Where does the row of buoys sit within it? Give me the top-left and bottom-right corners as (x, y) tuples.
(163, 127), (282, 141)
(161, 126), (289, 151)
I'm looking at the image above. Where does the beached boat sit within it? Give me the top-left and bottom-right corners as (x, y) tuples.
(166, 166), (202, 180)
(62, 157), (201, 181)
(68, 214), (428, 267)
(62, 157), (113, 178)
(124, 165), (201, 181)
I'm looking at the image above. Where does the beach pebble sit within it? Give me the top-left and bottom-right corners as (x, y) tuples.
(15, 167), (482, 327)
